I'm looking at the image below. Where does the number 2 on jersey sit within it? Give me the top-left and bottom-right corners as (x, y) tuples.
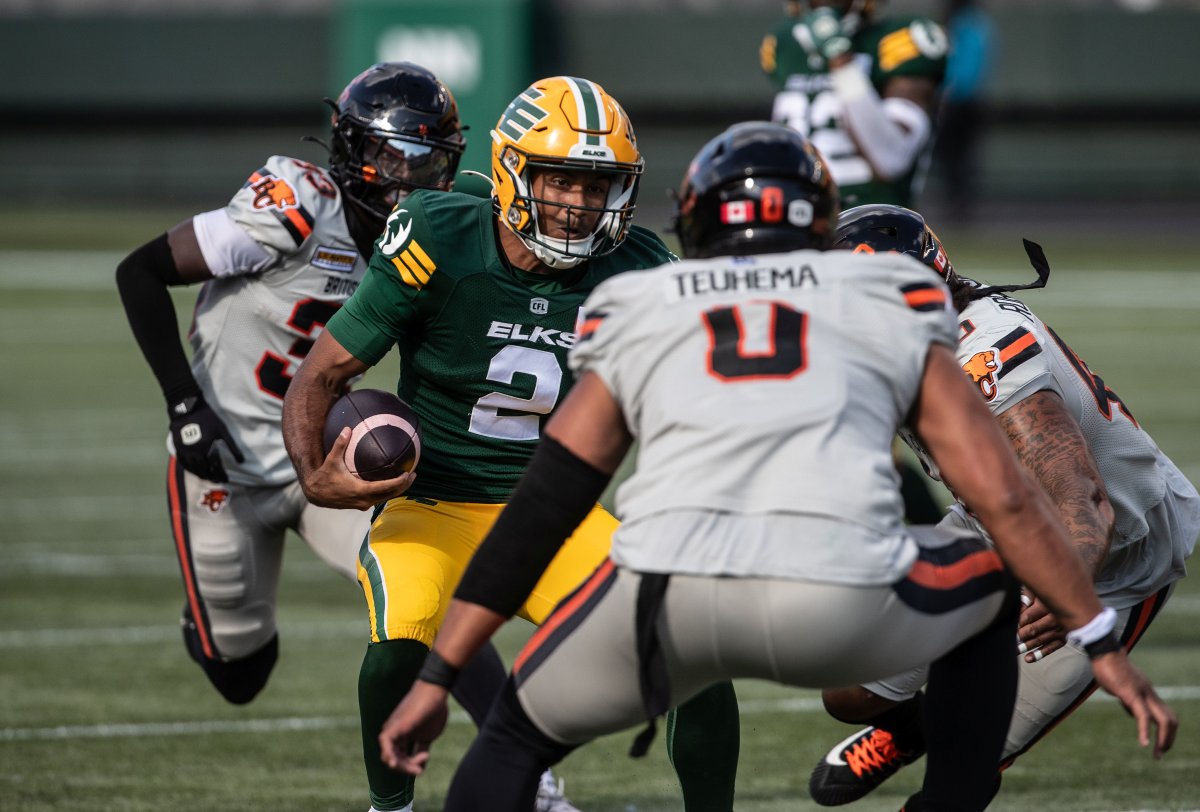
(469, 346), (563, 441)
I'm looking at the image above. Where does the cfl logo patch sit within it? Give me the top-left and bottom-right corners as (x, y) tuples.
(530, 297), (549, 315)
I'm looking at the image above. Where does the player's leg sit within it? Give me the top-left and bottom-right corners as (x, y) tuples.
(167, 459), (287, 704)
(298, 494), (509, 731)
(739, 526), (1018, 812)
(294, 488), (371, 582)
(519, 505), (743, 811)
(356, 498), (492, 812)
(665, 684), (740, 812)
(811, 583), (1179, 806)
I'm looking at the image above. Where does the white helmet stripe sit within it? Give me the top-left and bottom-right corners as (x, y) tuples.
(565, 76), (608, 150)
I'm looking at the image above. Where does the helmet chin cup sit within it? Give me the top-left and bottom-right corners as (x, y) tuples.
(528, 233), (593, 270)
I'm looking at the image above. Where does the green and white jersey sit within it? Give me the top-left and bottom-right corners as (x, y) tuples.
(761, 15), (948, 207)
(327, 190), (675, 502)
(188, 155), (367, 485)
(900, 290), (1198, 608)
(571, 250), (956, 584)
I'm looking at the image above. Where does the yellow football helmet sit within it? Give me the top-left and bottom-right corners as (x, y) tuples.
(491, 76), (643, 269)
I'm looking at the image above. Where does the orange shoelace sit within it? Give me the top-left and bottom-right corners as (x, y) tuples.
(845, 729), (909, 777)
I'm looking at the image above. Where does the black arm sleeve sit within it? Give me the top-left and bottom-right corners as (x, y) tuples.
(454, 436), (614, 617)
(115, 232), (202, 406)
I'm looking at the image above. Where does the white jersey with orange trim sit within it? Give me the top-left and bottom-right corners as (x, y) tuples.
(187, 155), (368, 485)
(902, 289), (1198, 608)
(570, 249), (957, 584)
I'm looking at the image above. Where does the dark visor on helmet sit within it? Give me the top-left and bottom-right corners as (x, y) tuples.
(362, 137), (457, 190)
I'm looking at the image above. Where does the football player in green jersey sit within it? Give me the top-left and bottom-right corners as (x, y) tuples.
(760, 0), (949, 207)
(282, 76), (738, 812)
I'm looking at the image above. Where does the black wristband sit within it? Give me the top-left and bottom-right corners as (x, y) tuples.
(1084, 631), (1123, 659)
(418, 649), (460, 689)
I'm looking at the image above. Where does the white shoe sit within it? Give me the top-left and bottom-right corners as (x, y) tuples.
(535, 770), (581, 812)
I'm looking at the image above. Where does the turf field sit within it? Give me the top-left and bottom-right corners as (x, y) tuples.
(1, 209), (1198, 811)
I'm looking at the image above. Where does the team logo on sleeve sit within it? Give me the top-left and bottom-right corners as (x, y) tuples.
(962, 350), (999, 400)
(961, 326), (1043, 401)
(243, 168), (315, 246)
(248, 171), (298, 211)
(379, 208), (413, 255)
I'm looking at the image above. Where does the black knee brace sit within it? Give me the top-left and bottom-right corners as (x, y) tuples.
(182, 608), (278, 705)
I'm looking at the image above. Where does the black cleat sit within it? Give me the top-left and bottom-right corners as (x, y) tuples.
(809, 726), (924, 806)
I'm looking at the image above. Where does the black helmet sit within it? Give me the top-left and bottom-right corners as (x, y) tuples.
(672, 122), (839, 259)
(328, 62), (466, 233)
(834, 204), (956, 282)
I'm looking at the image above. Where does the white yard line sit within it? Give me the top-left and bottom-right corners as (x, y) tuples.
(4, 688), (1200, 743)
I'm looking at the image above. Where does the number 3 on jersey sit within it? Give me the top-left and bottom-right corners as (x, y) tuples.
(469, 346), (563, 440)
(256, 298), (341, 399)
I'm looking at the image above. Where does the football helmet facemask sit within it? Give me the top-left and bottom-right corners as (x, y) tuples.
(491, 76), (643, 270)
(672, 122), (839, 259)
(328, 62), (465, 233)
(833, 204), (956, 284)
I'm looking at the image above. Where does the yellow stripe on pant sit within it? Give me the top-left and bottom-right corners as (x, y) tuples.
(356, 497), (617, 646)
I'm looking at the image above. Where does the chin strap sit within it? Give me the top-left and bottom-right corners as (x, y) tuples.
(967, 239), (1051, 301)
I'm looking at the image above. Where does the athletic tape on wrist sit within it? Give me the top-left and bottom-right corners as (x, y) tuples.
(1066, 606), (1118, 650)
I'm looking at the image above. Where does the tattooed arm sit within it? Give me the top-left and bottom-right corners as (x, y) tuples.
(998, 389), (1116, 660)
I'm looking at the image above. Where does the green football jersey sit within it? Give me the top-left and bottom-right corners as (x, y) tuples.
(761, 14), (948, 207)
(327, 190), (674, 502)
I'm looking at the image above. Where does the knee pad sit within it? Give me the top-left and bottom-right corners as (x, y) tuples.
(182, 606), (278, 705)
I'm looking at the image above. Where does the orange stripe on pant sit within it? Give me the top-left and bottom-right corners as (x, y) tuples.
(515, 558), (615, 675)
(168, 459), (215, 660)
(906, 549), (1004, 591)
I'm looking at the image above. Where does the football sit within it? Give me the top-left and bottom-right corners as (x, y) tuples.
(322, 389), (421, 481)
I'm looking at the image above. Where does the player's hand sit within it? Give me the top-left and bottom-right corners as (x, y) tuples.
(299, 427), (414, 510)
(1090, 650), (1177, 759)
(169, 394), (245, 483)
(1017, 590), (1067, 662)
(792, 6), (853, 70)
(378, 679), (451, 776)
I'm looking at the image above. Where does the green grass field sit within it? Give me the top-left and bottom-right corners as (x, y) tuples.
(1, 213), (1198, 811)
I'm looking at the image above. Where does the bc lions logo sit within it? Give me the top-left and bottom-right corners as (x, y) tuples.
(250, 173), (298, 211)
(962, 349), (999, 400)
(199, 489), (231, 514)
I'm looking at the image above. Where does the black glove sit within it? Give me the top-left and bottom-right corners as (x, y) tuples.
(169, 394), (245, 483)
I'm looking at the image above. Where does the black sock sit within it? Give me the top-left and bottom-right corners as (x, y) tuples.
(868, 692), (926, 753)
(445, 679), (574, 812)
(450, 641), (508, 728)
(921, 606), (1017, 811)
(666, 681), (740, 812)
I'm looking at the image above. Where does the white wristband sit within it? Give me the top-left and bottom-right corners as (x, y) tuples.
(1066, 606), (1118, 649)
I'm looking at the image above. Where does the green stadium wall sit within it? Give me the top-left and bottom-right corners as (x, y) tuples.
(2, 5), (1198, 210)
